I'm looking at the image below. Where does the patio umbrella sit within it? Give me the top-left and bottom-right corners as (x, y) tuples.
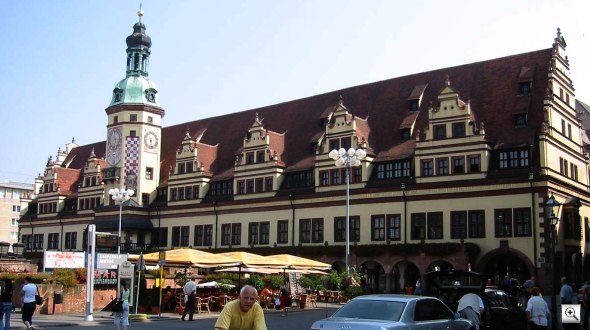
(196, 280), (236, 288)
(216, 251), (288, 268)
(129, 248), (240, 268)
(215, 266), (279, 275)
(265, 254), (331, 270)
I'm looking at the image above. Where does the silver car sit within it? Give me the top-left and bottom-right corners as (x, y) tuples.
(310, 294), (473, 330)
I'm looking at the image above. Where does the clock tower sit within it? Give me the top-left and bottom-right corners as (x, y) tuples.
(103, 10), (164, 206)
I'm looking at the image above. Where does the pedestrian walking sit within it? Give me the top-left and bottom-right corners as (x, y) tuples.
(527, 287), (550, 329)
(114, 280), (130, 330)
(21, 276), (37, 330)
(0, 279), (13, 330)
(279, 287), (289, 317)
(181, 275), (197, 321)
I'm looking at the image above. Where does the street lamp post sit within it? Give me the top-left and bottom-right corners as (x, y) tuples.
(329, 147), (366, 275)
(108, 188), (135, 254)
(545, 194), (561, 330)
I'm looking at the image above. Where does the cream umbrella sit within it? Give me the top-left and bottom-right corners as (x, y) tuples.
(129, 248), (240, 268)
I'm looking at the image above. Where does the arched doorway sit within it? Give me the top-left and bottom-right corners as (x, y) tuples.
(390, 261), (420, 294)
(480, 251), (531, 288)
(359, 260), (385, 293)
(331, 260), (345, 273)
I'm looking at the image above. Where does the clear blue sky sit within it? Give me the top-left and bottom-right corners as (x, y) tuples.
(1, 0), (588, 184)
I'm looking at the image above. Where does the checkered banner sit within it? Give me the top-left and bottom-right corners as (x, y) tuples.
(125, 136), (139, 175)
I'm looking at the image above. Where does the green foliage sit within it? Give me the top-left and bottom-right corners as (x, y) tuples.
(343, 286), (364, 300)
(298, 275), (326, 291)
(51, 268), (84, 287)
(246, 274), (264, 291)
(174, 272), (187, 287)
(0, 273), (50, 284)
(326, 271), (343, 291)
(217, 278), (235, 293)
(264, 275), (285, 290)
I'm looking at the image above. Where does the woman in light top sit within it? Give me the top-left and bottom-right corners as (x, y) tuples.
(114, 281), (130, 330)
(21, 276), (37, 330)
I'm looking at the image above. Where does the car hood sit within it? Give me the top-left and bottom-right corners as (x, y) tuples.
(424, 270), (485, 310)
(311, 317), (403, 330)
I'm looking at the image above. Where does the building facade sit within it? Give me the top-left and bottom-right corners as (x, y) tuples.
(20, 15), (590, 295)
(0, 181), (33, 247)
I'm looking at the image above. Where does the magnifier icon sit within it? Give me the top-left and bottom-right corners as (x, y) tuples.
(565, 307), (579, 320)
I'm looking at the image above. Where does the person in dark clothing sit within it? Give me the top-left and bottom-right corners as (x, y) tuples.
(0, 279), (13, 330)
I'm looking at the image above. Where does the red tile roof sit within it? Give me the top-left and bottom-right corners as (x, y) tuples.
(60, 48), (552, 191)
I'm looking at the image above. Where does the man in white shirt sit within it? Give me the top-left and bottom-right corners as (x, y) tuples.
(181, 276), (197, 321)
(21, 276), (38, 330)
(457, 293), (484, 330)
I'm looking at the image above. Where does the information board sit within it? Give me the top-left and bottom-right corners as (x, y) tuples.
(288, 272), (302, 295)
(117, 261), (135, 307)
(44, 251), (86, 269)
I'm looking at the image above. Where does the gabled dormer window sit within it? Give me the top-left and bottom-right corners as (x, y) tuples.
(518, 81), (532, 95)
(256, 150), (265, 163)
(499, 149), (529, 169)
(514, 114), (527, 127)
(246, 152), (255, 164)
(409, 100), (419, 111)
(329, 137), (352, 151)
(401, 129), (411, 141)
(113, 87), (123, 102)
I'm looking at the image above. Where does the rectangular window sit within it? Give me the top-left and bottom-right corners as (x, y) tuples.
(334, 217), (346, 242)
(513, 208), (531, 237)
(329, 139), (339, 152)
(11, 218), (18, 226)
(185, 186), (193, 200)
(277, 220), (288, 244)
(518, 81), (532, 95)
(231, 223), (241, 246)
(401, 129), (411, 141)
(331, 169), (340, 185)
(146, 167), (153, 180)
(437, 158), (449, 175)
(255, 178), (264, 193)
(352, 167), (362, 183)
(260, 222), (270, 245)
(499, 149), (529, 169)
(172, 226), (189, 247)
(450, 211), (467, 239)
(130, 114), (137, 122)
(467, 210), (486, 238)
(256, 150), (265, 163)
(311, 218), (324, 243)
(515, 114), (527, 127)
(246, 179), (254, 193)
(33, 234), (44, 250)
(65, 232), (77, 250)
(371, 215), (385, 241)
(238, 180), (245, 194)
(246, 152), (255, 164)
(114, 116), (119, 124)
(495, 209), (512, 237)
(299, 219), (311, 243)
(350, 216), (360, 242)
(152, 228), (168, 247)
(411, 213), (426, 240)
(422, 160), (433, 176)
(387, 214), (401, 241)
(194, 225), (204, 246)
(172, 226), (181, 247)
(469, 156), (480, 173)
(265, 177), (273, 192)
(203, 225), (212, 247)
(452, 157), (464, 174)
(427, 212), (443, 239)
(453, 123), (465, 138)
(249, 223), (259, 245)
(320, 171), (329, 186)
(221, 224), (231, 246)
(434, 125), (446, 140)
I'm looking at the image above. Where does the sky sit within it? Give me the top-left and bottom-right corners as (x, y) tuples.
(0, 0), (588, 184)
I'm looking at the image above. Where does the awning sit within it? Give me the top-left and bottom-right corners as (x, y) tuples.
(129, 248), (240, 268)
(95, 218), (153, 230)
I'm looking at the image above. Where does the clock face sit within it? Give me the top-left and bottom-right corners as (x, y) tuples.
(108, 128), (122, 150)
(144, 131), (159, 150)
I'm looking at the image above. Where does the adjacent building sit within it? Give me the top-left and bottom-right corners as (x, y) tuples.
(0, 181), (33, 247)
(19, 14), (589, 295)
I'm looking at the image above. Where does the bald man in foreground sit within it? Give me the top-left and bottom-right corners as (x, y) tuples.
(214, 285), (267, 330)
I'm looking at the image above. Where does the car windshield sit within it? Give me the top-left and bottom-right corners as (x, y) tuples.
(332, 299), (405, 321)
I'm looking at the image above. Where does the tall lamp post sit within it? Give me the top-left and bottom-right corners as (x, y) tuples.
(328, 147), (366, 275)
(108, 188), (135, 254)
(545, 194), (561, 330)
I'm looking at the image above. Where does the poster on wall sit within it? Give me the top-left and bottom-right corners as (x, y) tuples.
(94, 269), (118, 285)
(44, 251), (86, 269)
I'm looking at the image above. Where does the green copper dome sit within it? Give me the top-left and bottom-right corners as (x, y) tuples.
(109, 76), (160, 107)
